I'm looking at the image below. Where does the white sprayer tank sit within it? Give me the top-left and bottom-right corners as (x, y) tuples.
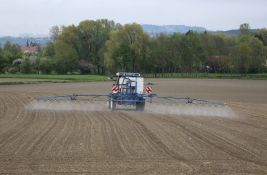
(118, 76), (144, 94)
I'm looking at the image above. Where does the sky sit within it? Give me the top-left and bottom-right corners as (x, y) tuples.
(0, 0), (266, 36)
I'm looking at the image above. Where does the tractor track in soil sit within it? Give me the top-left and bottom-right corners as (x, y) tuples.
(158, 116), (266, 166)
(0, 79), (267, 174)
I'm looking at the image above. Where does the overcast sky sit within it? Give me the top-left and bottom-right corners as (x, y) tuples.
(0, 0), (266, 36)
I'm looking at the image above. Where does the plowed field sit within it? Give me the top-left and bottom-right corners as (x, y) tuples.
(0, 79), (267, 174)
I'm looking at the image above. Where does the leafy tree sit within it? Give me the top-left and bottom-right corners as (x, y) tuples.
(49, 19), (119, 74)
(147, 33), (182, 73)
(255, 28), (267, 46)
(104, 23), (149, 73)
(52, 25), (80, 73)
(0, 42), (22, 72)
(38, 58), (54, 74)
(180, 32), (207, 72)
(248, 37), (266, 73)
(235, 42), (251, 73)
(50, 25), (62, 42)
(20, 58), (32, 73)
(168, 33), (182, 72)
(43, 42), (55, 57)
(234, 35), (266, 73)
(54, 39), (79, 73)
(0, 47), (6, 72)
(147, 35), (168, 73)
(3, 42), (22, 65)
(240, 23), (251, 35)
(77, 19), (120, 74)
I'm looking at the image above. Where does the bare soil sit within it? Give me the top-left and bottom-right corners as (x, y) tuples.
(0, 79), (267, 174)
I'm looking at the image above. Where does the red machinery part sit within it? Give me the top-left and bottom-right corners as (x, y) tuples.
(145, 86), (152, 94)
(112, 86), (119, 93)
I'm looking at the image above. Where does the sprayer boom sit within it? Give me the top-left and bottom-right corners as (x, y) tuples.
(35, 72), (224, 111)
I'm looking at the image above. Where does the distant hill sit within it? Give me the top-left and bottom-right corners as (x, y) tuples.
(141, 24), (206, 36)
(212, 29), (259, 36)
(0, 36), (50, 47)
(141, 24), (260, 37)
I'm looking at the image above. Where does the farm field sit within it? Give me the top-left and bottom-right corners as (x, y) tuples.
(0, 74), (108, 84)
(0, 79), (267, 174)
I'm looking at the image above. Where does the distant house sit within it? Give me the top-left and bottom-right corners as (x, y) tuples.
(21, 40), (40, 54)
(21, 46), (39, 54)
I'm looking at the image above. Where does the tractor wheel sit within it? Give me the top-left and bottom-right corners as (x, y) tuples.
(108, 98), (116, 111)
(136, 102), (145, 111)
(107, 98), (111, 109)
(111, 100), (116, 111)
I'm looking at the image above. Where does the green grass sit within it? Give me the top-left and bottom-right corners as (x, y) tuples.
(0, 74), (109, 84)
(143, 73), (267, 80)
(1, 73), (266, 86)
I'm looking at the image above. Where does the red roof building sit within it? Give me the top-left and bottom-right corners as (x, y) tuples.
(21, 46), (39, 54)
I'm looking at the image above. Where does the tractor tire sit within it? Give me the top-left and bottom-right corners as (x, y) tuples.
(136, 102), (145, 111)
(107, 98), (111, 109)
(111, 100), (116, 111)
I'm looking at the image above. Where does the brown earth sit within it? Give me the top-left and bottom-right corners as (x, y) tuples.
(0, 79), (267, 174)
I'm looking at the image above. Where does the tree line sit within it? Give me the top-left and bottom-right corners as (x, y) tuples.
(0, 20), (267, 75)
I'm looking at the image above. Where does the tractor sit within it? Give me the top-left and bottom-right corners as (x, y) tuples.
(108, 72), (149, 111)
(35, 72), (224, 112)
